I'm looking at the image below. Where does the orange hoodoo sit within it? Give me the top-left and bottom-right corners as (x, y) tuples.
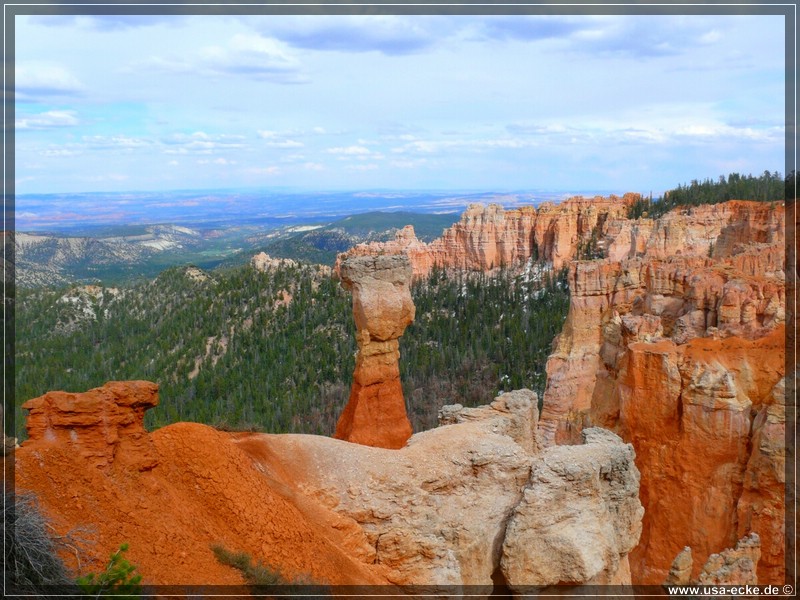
(334, 254), (414, 449)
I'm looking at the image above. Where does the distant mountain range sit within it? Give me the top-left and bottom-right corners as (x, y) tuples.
(13, 211), (461, 288)
(14, 224), (239, 287)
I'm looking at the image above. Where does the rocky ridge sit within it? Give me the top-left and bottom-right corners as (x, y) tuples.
(15, 226), (208, 288)
(336, 193), (641, 276)
(14, 382), (643, 590)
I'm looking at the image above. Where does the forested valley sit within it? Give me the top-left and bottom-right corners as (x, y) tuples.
(14, 261), (569, 440)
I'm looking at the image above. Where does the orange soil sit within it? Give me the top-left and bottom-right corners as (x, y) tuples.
(14, 420), (388, 587)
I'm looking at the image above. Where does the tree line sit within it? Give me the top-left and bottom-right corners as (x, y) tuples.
(627, 171), (788, 220)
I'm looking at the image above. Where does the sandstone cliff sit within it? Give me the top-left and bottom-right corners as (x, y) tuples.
(537, 200), (786, 584)
(336, 194), (641, 276)
(14, 382), (643, 591)
(333, 254), (415, 449)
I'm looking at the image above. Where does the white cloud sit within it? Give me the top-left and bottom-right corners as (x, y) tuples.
(265, 140), (304, 148)
(40, 147), (82, 157)
(135, 33), (307, 84)
(506, 111), (783, 148)
(391, 158), (428, 168)
(15, 62), (83, 99)
(699, 29), (722, 44)
(162, 132), (246, 154)
(16, 110), (79, 130)
(82, 135), (150, 149)
(327, 145), (372, 155)
(391, 138), (533, 155)
(246, 15), (456, 55)
(197, 158), (237, 165)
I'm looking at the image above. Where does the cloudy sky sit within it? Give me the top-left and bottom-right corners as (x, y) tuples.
(14, 12), (785, 195)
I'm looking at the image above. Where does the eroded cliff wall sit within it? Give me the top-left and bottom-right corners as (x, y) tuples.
(336, 194), (641, 276)
(537, 200), (786, 584)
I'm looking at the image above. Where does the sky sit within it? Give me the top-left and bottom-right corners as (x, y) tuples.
(13, 12), (786, 195)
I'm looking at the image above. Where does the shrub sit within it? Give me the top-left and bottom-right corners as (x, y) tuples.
(3, 492), (73, 596)
(76, 542), (142, 599)
(211, 544), (283, 585)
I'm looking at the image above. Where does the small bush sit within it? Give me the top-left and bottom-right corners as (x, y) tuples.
(76, 542), (142, 599)
(211, 544), (282, 585)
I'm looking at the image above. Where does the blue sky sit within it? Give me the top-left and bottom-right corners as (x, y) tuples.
(14, 13), (786, 195)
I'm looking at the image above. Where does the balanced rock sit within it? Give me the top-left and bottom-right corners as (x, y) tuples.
(334, 254), (415, 449)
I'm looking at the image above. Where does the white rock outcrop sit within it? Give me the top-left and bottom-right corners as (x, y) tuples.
(236, 389), (644, 589)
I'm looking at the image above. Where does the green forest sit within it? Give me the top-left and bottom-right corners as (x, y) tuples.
(627, 170), (788, 219)
(13, 261), (569, 440)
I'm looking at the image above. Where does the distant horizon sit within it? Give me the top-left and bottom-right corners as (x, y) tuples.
(15, 184), (632, 197)
(13, 188), (577, 233)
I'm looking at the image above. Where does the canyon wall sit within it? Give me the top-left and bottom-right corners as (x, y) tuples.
(14, 383), (643, 591)
(336, 193), (641, 276)
(537, 200), (787, 584)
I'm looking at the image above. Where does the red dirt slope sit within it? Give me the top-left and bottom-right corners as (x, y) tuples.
(14, 381), (389, 587)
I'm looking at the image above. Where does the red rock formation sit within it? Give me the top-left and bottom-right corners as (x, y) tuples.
(21, 380), (159, 472)
(15, 382), (390, 587)
(336, 194), (641, 277)
(537, 200), (786, 584)
(333, 254), (415, 449)
(618, 330), (784, 584)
